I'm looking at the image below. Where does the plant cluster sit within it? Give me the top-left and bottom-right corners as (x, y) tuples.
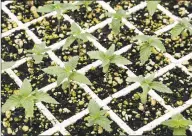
(162, 114), (192, 136)
(2, 79), (58, 118)
(127, 73), (172, 104)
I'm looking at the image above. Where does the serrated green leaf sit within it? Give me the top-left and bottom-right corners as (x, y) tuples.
(43, 66), (64, 76)
(87, 51), (105, 60)
(145, 73), (155, 82)
(94, 116), (112, 132)
(84, 32), (97, 41)
(20, 79), (32, 96)
(171, 24), (185, 38)
(113, 9), (127, 19)
(140, 44), (152, 64)
(111, 55), (132, 65)
(70, 72), (92, 85)
(102, 62), (110, 73)
(63, 36), (76, 50)
(71, 23), (81, 35)
(111, 18), (121, 35)
(33, 54), (44, 64)
(151, 82), (173, 94)
(140, 84), (150, 104)
(147, 1), (160, 16)
(1, 61), (15, 71)
(2, 95), (20, 112)
(64, 56), (79, 71)
(151, 39), (166, 52)
(57, 73), (68, 86)
(126, 75), (145, 83)
(21, 97), (34, 118)
(106, 44), (115, 55)
(62, 81), (70, 90)
(173, 128), (186, 136)
(88, 99), (101, 115)
(35, 91), (59, 104)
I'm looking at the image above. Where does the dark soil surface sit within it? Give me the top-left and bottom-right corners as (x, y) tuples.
(29, 16), (71, 46)
(128, 7), (172, 34)
(156, 68), (192, 107)
(158, 31), (192, 59)
(44, 84), (91, 122)
(92, 24), (137, 50)
(13, 57), (55, 90)
(160, 0), (192, 18)
(86, 64), (130, 99)
(107, 0), (144, 10)
(121, 43), (170, 76)
(54, 41), (97, 70)
(1, 11), (18, 33)
(66, 1), (108, 29)
(1, 73), (53, 136)
(66, 115), (125, 136)
(1, 30), (34, 61)
(6, 1), (50, 23)
(108, 88), (166, 130)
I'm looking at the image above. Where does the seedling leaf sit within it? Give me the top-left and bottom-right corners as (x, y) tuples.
(147, 1), (160, 16)
(1, 61), (15, 71)
(43, 66), (64, 76)
(70, 72), (92, 85)
(35, 91), (59, 104)
(151, 82), (173, 93)
(63, 36), (76, 50)
(140, 44), (152, 64)
(20, 79), (32, 96)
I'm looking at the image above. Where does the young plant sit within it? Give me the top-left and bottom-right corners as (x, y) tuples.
(146, 0), (160, 16)
(1, 61), (15, 72)
(63, 22), (97, 50)
(2, 79), (59, 118)
(133, 35), (166, 64)
(162, 114), (192, 136)
(76, 1), (92, 11)
(87, 45), (132, 73)
(86, 99), (112, 132)
(107, 9), (128, 35)
(43, 56), (92, 90)
(170, 18), (192, 38)
(127, 73), (173, 104)
(27, 42), (51, 64)
(37, 1), (78, 32)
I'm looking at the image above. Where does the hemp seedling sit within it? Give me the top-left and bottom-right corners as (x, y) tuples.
(146, 0), (160, 16)
(133, 35), (166, 64)
(43, 56), (92, 90)
(87, 45), (131, 73)
(2, 79), (59, 118)
(107, 9), (128, 35)
(170, 18), (192, 38)
(86, 99), (112, 132)
(27, 42), (51, 64)
(127, 73), (172, 104)
(37, 1), (78, 32)
(63, 22), (97, 50)
(162, 114), (192, 136)
(1, 61), (15, 72)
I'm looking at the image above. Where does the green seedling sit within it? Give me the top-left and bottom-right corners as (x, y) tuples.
(162, 114), (192, 136)
(86, 99), (112, 132)
(63, 22), (97, 50)
(43, 56), (92, 90)
(170, 18), (192, 38)
(107, 9), (128, 35)
(133, 35), (166, 64)
(127, 73), (173, 104)
(2, 79), (59, 118)
(87, 44), (131, 73)
(27, 42), (51, 64)
(37, 1), (78, 32)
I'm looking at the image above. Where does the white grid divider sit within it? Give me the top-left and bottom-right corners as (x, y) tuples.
(1, 0), (192, 135)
